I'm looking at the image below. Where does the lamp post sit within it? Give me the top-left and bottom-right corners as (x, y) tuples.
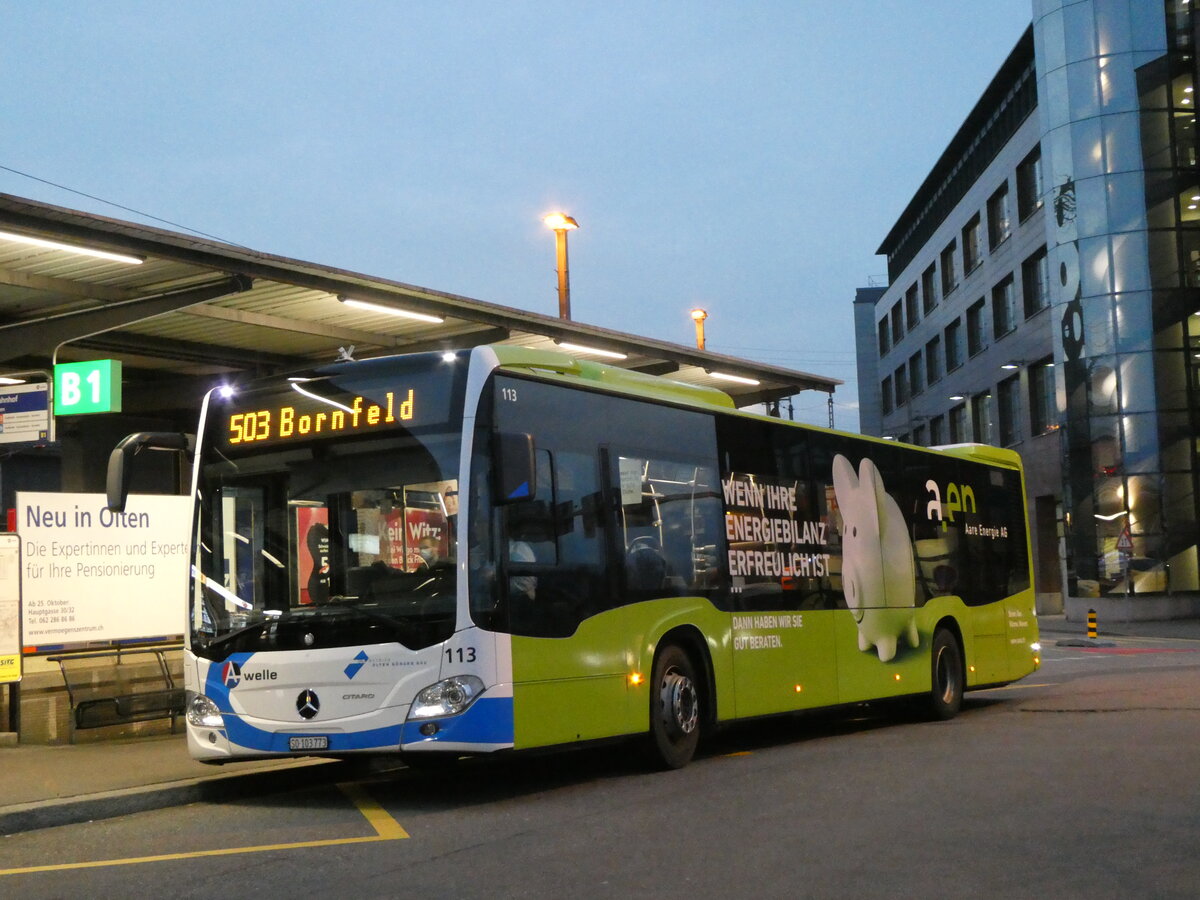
(690, 308), (708, 350)
(543, 213), (579, 319)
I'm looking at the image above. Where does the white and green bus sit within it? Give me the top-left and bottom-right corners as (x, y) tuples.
(108, 344), (1040, 768)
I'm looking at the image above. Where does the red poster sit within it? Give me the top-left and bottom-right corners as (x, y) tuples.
(383, 510), (407, 569)
(403, 508), (448, 572)
(296, 506), (329, 605)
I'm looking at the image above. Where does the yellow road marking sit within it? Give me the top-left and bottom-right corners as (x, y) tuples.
(0, 781), (407, 877)
(337, 781), (409, 840)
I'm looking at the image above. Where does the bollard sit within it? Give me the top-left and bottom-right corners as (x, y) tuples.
(1087, 608), (1098, 640)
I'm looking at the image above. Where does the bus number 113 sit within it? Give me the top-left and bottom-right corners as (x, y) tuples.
(446, 646), (477, 663)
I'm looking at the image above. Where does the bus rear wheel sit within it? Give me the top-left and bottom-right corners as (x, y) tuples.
(649, 643), (701, 769)
(928, 628), (964, 720)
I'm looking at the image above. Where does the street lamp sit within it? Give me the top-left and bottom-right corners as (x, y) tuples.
(690, 308), (708, 350)
(543, 213), (579, 319)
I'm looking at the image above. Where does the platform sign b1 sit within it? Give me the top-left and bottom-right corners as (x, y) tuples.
(54, 359), (122, 415)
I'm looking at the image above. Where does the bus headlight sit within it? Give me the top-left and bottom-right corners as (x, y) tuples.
(408, 675), (485, 719)
(186, 692), (225, 728)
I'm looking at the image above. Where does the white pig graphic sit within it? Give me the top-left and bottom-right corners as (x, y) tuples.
(832, 454), (919, 663)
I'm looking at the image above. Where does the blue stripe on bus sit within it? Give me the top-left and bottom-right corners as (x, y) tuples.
(401, 696), (514, 746)
(201, 653), (511, 751)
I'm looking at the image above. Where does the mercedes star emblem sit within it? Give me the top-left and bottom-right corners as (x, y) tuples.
(296, 689), (320, 719)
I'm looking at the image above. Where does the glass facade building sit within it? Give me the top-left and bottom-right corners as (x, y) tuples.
(859, 0), (1200, 614)
(1037, 0), (1197, 598)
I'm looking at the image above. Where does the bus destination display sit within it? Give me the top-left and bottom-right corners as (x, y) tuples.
(224, 388), (415, 448)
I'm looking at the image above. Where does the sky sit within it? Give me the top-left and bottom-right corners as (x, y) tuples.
(1, 2), (1034, 429)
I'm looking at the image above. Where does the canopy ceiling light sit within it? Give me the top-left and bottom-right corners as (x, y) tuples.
(708, 371), (760, 386)
(0, 229), (143, 264)
(556, 341), (627, 360)
(339, 296), (444, 324)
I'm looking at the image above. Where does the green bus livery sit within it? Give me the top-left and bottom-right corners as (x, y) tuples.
(108, 344), (1040, 768)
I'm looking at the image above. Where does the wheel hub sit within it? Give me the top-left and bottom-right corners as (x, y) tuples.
(660, 668), (698, 736)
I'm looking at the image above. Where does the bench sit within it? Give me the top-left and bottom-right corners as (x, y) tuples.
(47, 645), (185, 737)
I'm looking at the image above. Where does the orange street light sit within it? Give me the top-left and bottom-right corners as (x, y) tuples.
(543, 213), (579, 319)
(690, 308), (708, 350)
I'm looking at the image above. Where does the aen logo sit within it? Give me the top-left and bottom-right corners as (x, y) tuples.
(925, 479), (977, 531)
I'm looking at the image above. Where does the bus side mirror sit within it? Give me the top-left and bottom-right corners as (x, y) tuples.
(107, 432), (194, 512)
(493, 432), (536, 505)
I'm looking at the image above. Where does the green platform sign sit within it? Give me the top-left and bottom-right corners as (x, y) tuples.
(54, 360), (122, 415)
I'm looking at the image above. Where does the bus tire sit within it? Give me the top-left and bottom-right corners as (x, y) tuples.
(928, 628), (964, 720)
(649, 643), (702, 769)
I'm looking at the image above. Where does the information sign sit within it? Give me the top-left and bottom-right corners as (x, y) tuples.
(16, 492), (188, 645)
(0, 383), (50, 445)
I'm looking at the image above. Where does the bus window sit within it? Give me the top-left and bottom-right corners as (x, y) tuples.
(612, 453), (724, 600)
(717, 417), (841, 612)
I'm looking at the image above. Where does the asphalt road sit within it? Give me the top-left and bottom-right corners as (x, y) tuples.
(2, 634), (1198, 899)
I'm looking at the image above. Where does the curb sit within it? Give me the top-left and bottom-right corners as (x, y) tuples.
(0, 757), (357, 836)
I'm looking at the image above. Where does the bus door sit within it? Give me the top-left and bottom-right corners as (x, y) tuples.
(505, 443), (636, 747)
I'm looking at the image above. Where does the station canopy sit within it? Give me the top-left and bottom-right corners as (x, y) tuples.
(0, 193), (839, 415)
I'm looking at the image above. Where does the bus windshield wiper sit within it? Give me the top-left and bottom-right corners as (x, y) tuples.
(204, 618), (273, 651)
(321, 594), (412, 629)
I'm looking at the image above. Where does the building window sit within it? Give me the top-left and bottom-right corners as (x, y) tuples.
(894, 365), (909, 406)
(972, 392), (995, 444)
(909, 351), (924, 397)
(992, 275), (1017, 338)
(940, 241), (958, 296)
(944, 319), (963, 371)
(913, 424), (927, 446)
(925, 334), (942, 385)
(1017, 146), (1043, 221)
(929, 414), (946, 445)
(962, 215), (982, 273)
(890, 300), (903, 346)
(949, 404), (967, 443)
(921, 263), (938, 314)
(988, 183), (1011, 249)
(1022, 246), (1050, 318)
(967, 298), (987, 356)
(881, 375), (893, 415)
(1030, 358), (1056, 434)
(878, 317), (890, 357)
(998, 374), (1021, 446)
(905, 284), (920, 331)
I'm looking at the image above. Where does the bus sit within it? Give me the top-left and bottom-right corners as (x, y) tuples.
(107, 344), (1040, 768)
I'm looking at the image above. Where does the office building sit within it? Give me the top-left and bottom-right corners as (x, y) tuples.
(857, 0), (1199, 617)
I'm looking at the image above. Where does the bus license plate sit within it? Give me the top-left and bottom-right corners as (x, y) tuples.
(289, 736), (328, 751)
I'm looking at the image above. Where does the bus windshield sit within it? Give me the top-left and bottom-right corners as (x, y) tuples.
(190, 354), (466, 661)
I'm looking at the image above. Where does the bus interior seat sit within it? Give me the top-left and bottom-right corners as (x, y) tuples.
(915, 538), (957, 597)
(626, 535), (667, 592)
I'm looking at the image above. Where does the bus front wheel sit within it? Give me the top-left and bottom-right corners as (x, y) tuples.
(649, 643), (701, 769)
(928, 628), (964, 720)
